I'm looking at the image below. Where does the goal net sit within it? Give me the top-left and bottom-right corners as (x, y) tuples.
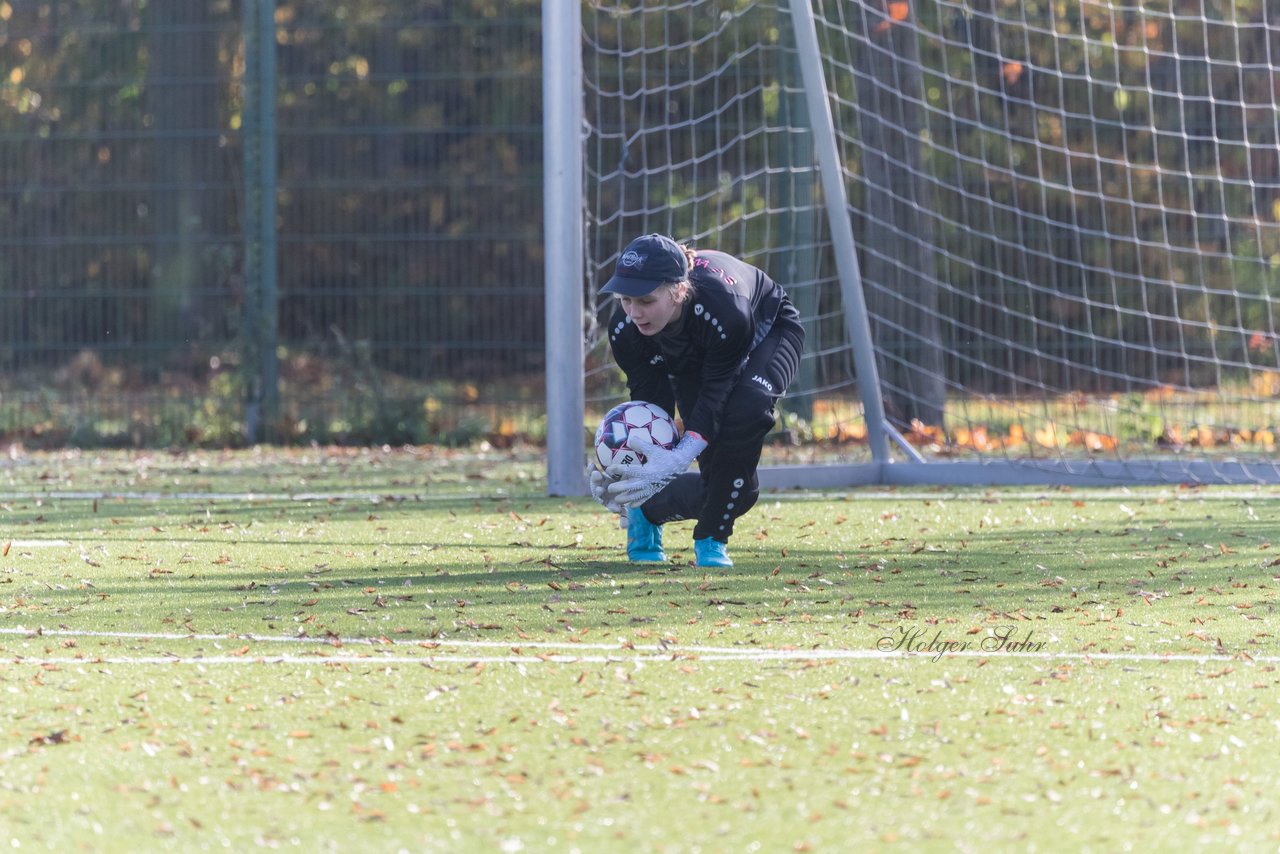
(547, 0), (1280, 490)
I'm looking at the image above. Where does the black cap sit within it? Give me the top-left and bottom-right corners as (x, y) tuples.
(599, 234), (688, 297)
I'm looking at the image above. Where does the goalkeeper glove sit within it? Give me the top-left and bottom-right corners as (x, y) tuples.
(588, 465), (626, 516)
(605, 431), (707, 508)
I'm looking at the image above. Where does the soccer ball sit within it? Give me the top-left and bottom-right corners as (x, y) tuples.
(593, 401), (679, 472)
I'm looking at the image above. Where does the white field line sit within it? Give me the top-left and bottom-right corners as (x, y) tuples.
(1, 491), (448, 502)
(0, 627), (1273, 665)
(5, 655), (677, 665)
(1, 651), (1275, 667)
(5, 488), (1280, 503)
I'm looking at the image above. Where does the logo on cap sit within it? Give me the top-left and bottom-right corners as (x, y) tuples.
(620, 250), (646, 269)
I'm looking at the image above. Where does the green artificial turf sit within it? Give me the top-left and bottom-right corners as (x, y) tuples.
(2, 449), (1279, 851)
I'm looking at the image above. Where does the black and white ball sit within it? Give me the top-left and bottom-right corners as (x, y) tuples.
(593, 401), (679, 472)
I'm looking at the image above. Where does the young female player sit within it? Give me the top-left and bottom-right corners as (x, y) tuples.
(589, 233), (805, 567)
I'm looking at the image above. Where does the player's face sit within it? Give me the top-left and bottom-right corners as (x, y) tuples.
(619, 288), (681, 335)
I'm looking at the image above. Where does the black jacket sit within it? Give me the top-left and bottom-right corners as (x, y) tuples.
(606, 250), (793, 442)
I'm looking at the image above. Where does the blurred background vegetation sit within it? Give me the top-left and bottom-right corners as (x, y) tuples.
(1, 0), (546, 448)
(2, 0), (1279, 451)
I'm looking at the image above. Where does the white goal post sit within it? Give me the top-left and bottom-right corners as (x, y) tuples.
(546, 0), (1280, 495)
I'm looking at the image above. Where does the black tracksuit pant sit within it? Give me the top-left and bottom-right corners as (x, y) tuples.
(640, 314), (805, 543)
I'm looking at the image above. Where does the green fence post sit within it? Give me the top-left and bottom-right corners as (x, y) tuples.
(242, 0), (279, 444)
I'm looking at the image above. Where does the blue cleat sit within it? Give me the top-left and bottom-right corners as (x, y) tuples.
(694, 537), (733, 567)
(626, 508), (666, 562)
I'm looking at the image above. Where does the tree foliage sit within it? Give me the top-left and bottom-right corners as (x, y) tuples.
(3, 0), (1279, 447)
(0, 0), (545, 388)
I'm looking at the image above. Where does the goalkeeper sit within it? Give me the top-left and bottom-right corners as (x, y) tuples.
(590, 233), (805, 567)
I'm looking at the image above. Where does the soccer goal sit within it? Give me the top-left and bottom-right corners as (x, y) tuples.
(544, 0), (1280, 494)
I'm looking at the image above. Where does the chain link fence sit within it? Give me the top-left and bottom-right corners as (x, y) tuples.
(1, 0), (545, 448)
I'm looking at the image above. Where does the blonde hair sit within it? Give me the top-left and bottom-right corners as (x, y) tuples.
(665, 244), (696, 303)
(656, 279), (693, 304)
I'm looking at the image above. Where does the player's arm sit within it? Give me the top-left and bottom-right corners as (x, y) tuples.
(679, 305), (753, 442)
(607, 308), (676, 414)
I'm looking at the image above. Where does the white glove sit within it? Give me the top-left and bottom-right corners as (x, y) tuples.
(606, 431), (707, 508)
(588, 466), (626, 515)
